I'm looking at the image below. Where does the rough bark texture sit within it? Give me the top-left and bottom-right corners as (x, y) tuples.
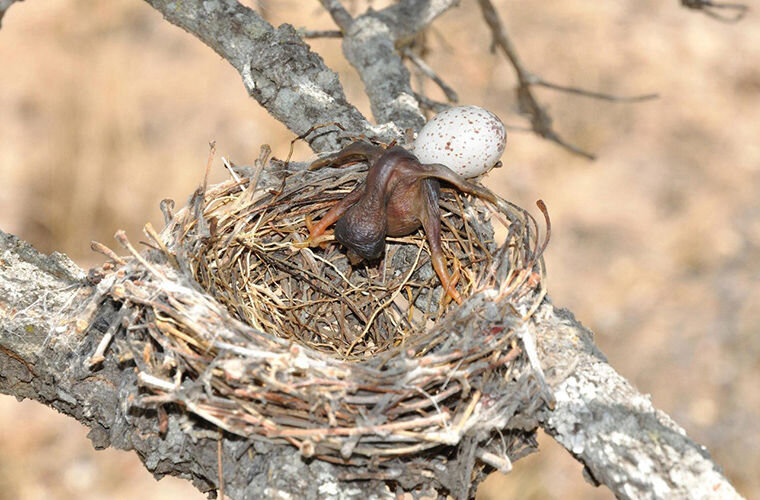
(377, 0), (461, 43)
(531, 303), (741, 499)
(0, 230), (742, 498)
(342, 13), (423, 132)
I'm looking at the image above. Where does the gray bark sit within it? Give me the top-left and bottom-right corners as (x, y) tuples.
(532, 303), (741, 499)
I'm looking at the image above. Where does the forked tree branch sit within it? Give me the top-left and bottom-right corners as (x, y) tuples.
(367, 0), (460, 44)
(318, 0), (459, 133)
(320, 0), (457, 135)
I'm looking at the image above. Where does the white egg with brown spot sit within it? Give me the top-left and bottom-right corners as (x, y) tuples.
(412, 105), (507, 178)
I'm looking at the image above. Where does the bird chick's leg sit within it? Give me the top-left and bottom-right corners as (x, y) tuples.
(309, 141), (386, 170)
(308, 184), (365, 244)
(420, 179), (463, 305)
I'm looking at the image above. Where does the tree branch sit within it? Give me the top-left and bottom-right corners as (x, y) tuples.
(298, 28), (343, 39)
(531, 302), (741, 499)
(402, 47), (459, 103)
(373, 0), (460, 45)
(318, 0), (353, 32)
(143, 0), (386, 151)
(535, 79), (658, 103)
(1, 2), (746, 497)
(0, 228), (742, 498)
(476, 0), (596, 159)
(319, 0), (421, 133)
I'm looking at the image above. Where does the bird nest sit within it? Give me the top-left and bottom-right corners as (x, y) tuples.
(83, 145), (553, 493)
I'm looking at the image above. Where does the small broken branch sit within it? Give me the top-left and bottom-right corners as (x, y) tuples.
(298, 28), (343, 39)
(413, 92), (451, 113)
(681, 0), (749, 22)
(402, 47), (459, 103)
(318, 0), (353, 32)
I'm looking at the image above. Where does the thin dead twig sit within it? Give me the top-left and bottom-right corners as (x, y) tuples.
(402, 47), (459, 103)
(681, 0), (748, 22)
(298, 28), (343, 38)
(535, 79), (658, 103)
(413, 92), (451, 113)
(476, 0), (657, 160)
(318, 0), (353, 32)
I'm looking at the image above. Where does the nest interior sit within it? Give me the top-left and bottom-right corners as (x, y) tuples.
(83, 145), (552, 494)
(192, 153), (505, 360)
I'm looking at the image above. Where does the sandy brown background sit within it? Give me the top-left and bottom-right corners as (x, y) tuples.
(1, 0), (759, 498)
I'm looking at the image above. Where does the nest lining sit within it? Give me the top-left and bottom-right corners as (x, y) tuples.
(82, 146), (552, 483)
(189, 158), (501, 360)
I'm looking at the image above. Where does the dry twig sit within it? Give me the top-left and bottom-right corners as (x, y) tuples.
(402, 47), (459, 103)
(681, 0), (748, 22)
(476, 0), (657, 160)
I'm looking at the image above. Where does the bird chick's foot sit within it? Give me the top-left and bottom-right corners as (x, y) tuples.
(439, 268), (463, 306)
(305, 215), (334, 248)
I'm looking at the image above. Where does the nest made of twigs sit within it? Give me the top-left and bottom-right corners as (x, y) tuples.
(190, 152), (513, 360)
(82, 144), (552, 482)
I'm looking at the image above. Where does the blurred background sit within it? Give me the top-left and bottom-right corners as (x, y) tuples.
(1, 0), (758, 498)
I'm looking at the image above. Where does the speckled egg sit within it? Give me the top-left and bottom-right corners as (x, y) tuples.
(412, 105), (507, 178)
